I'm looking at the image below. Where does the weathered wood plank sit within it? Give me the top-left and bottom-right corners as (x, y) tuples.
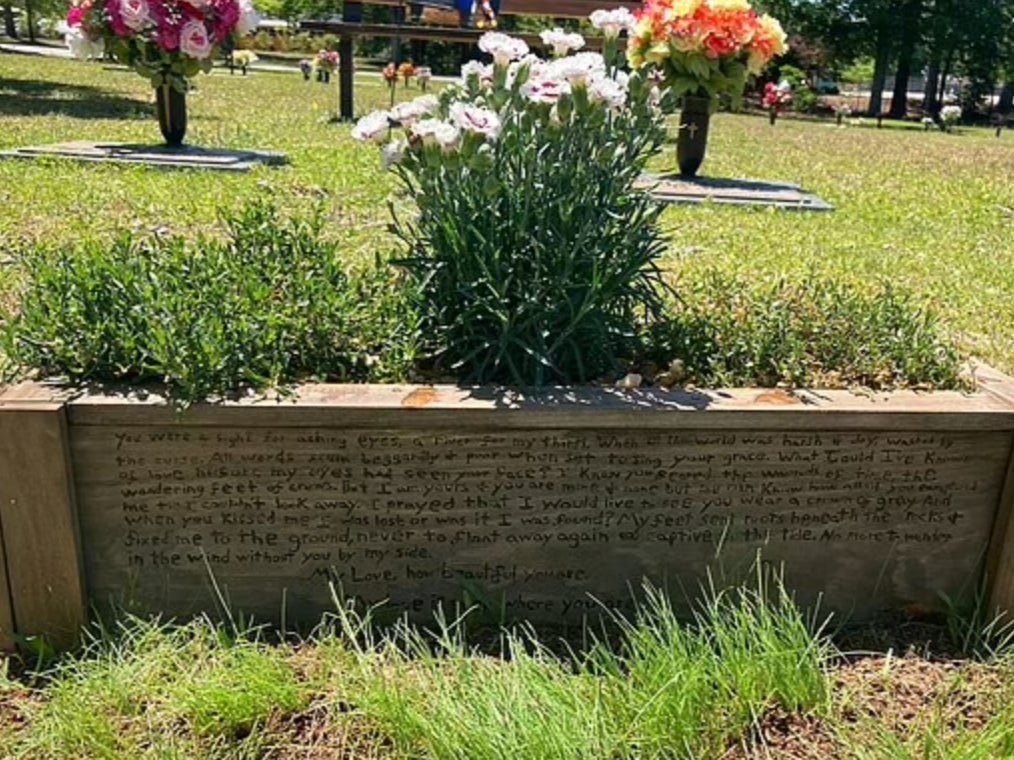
(0, 406), (86, 649)
(65, 382), (1014, 431)
(0, 519), (14, 651)
(986, 436), (1014, 617)
(71, 421), (1012, 626)
(499, 0), (640, 15)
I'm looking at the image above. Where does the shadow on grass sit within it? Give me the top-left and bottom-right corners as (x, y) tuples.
(0, 76), (150, 119)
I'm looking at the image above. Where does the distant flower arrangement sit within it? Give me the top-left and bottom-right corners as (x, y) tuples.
(315, 49), (339, 72)
(627, 0), (786, 104)
(940, 105), (961, 127)
(64, 0), (260, 90)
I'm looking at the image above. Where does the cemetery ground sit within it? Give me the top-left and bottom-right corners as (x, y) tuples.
(1, 52), (1014, 758)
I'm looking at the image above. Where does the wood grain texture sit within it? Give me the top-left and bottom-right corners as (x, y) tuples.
(986, 437), (1014, 616)
(0, 515), (14, 651)
(71, 423), (1012, 626)
(66, 382), (1014, 431)
(0, 406), (86, 649)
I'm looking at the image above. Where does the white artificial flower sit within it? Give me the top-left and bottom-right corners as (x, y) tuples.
(120, 0), (152, 32)
(65, 27), (104, 59)
(548, 51), (606, 87)
(390, 95), (439, 127)
(520, 77), (572, 104)
(478, 31), (529, 66)
(614, 70), (629, 89)
(589, 7), (636, 38)
(449, 102), (501, 138)
(235, 0), (261, 37)
(941, 105), (961, 124)
(587, 75), (627, 108)
(351, 110), (391, 142)
(539, 27), (585, 57)
(381, 139), (407, 170)
(411, 118), (460, 150)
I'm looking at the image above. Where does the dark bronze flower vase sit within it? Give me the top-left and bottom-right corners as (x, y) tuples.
(676, 95), (711, 178)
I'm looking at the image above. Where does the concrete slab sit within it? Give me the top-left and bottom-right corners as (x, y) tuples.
(0, 141), (287, 172)
(636, 174), (834, 211)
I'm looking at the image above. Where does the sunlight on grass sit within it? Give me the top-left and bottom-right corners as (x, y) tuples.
(2, 54), (1012, 374)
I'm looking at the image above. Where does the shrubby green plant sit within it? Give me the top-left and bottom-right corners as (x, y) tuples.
(1, 200), (419, 405)
(354, 28), (669, 385)
(646, 271), (967, 390)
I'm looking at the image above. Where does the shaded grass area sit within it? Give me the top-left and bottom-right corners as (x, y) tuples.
(0, 580), (1012, 759)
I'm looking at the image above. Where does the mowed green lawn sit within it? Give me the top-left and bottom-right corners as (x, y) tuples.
(2, 52), (1013, 374)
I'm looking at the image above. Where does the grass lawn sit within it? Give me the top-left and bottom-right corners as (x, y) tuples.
(2, 51), (1014, 759)
(2, 52), (1014, 375)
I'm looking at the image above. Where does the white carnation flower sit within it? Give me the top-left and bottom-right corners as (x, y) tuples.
(351, 110), (391, 143)
(539, 27), (585, 57)
(548, 51), (606, 87)
(411, 118), (460, 150)
(520, 77), (572, 104)
(587, 75), (627, 108)
(449, 102), (501, 138)
(460, 60), (494, 85)
(478, 31), (529, 66)
(390, 95), (439, 127)
(381, 139), (407, 170)
(589, 7), (636, 38)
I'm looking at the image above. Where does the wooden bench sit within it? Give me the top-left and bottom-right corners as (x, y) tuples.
(300, 0), (640, 120)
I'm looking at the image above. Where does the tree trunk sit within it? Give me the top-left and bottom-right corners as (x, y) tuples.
(868, 29), (892, 116)
(888, 0), (923, 119)
(2, 3), (17, 38)
(937, 49), (954, 108)
(923, 57), (940, 114)
(999, 82), (1014, 113)
(24, 0), (35, 42)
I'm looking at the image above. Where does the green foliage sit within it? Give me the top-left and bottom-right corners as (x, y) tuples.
(646, 272), (967, 390)
(387, 49), (669, 385)
(0, 617), (310, 758)
(332, 570), (829, 759)
(1, 199), (419, 405)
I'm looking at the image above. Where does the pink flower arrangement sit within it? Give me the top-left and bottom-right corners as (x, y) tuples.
(65, 0), (260, 90)
(315, 49), (339, 72)
(762, 80), (791, 111)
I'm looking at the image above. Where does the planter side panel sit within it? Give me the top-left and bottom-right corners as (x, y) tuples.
(68, 412), (1014, 626)
(0, 405), (86, 649)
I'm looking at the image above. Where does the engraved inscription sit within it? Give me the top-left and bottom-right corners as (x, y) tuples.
(73, 427), (1010, 622)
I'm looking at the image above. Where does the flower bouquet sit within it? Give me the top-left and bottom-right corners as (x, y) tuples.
(762, 80), (791, 124)
(64, 0), (260, 146)
(315, 48), (339, 82)
(627, 0), (786, 175)
(398, 61), (416, 87)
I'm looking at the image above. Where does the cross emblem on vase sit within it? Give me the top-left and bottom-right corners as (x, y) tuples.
(684, 122), (699, 140)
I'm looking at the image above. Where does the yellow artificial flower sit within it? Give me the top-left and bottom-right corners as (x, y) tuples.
(670, 0), (704, 15)
(627, 46), (646, 68)
(758, 13), (788, 55)
(645, 41), (671, 64)
(706, 0), (750, 11)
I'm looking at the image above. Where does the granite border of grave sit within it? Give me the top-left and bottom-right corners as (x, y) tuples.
(1, 366), (1013, 650)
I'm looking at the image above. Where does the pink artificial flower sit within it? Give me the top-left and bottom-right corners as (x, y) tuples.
(66, 4), (86, 27)
(179, 18), (213, 58)
(119, 0), (152, 33)
(210, 0), (240, 42)
(104, 0), (131, 36)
